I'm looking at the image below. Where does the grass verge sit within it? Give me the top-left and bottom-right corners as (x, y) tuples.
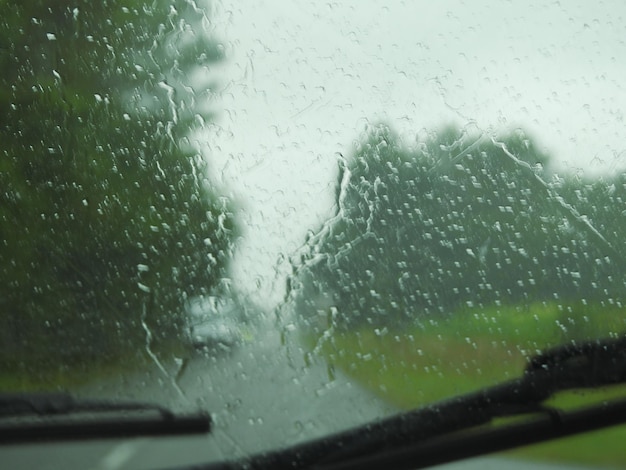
(0, 338), (191, 393)
(307, 301), (626, 468)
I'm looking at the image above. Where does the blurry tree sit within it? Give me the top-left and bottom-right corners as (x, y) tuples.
(294, 124), (624, 331)
(0, 0), (236, 371)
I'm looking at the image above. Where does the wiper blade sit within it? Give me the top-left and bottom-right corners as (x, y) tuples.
(0, 392), (211, 443)
(0, 392), (179, 418)
(314, 398), (626, 470)
(189, 335), (626, 470)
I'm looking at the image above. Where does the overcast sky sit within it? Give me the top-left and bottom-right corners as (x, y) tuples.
(202, 0), (626, 306)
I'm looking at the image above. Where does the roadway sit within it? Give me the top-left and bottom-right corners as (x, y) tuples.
(1, 327), (592, 470)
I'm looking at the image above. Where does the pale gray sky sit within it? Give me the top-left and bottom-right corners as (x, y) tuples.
(201, 0), (626, 305)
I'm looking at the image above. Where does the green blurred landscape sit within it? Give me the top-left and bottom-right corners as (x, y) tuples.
(3, 2), (626, 467)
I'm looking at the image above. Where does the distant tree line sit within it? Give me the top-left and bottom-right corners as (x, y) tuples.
(0, 0), (236, 371)
(293, 124), (626, 330)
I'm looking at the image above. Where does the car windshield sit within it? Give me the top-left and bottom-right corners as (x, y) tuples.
(3, 1), (626, 469)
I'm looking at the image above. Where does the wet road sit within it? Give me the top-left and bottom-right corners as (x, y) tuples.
(2, 328), (595, 470)
(120, 327), (401, 468)
(3, 328), (398, 469)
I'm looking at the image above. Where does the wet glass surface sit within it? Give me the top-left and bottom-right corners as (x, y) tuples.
(2, 1), (626, 468)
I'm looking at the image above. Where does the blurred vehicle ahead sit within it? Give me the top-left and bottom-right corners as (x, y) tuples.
(185, 296), (242, 351)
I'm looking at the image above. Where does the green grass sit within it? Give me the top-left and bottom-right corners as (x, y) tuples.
(0, 338), (191, 393)
(307, 301), (626, 468)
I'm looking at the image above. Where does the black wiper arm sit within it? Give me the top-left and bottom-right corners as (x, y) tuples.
(316, 398), (626, 470)
(0, 392), (211, 443)
(189, 335), (626, 470)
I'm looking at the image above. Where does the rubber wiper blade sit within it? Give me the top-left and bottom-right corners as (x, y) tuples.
(527, 334), (626, 391)
(190, 335), (626, 470)
(0, 392), (178, 418)
(0, 392), (211, 443)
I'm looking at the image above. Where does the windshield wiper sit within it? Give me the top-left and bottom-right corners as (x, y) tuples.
(0, 392), (211, 443)
(190, 335), (626, 470)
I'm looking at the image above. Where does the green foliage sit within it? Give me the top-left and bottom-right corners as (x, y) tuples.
(294, 123), (626, 330)
(0, 1), (236, 372)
